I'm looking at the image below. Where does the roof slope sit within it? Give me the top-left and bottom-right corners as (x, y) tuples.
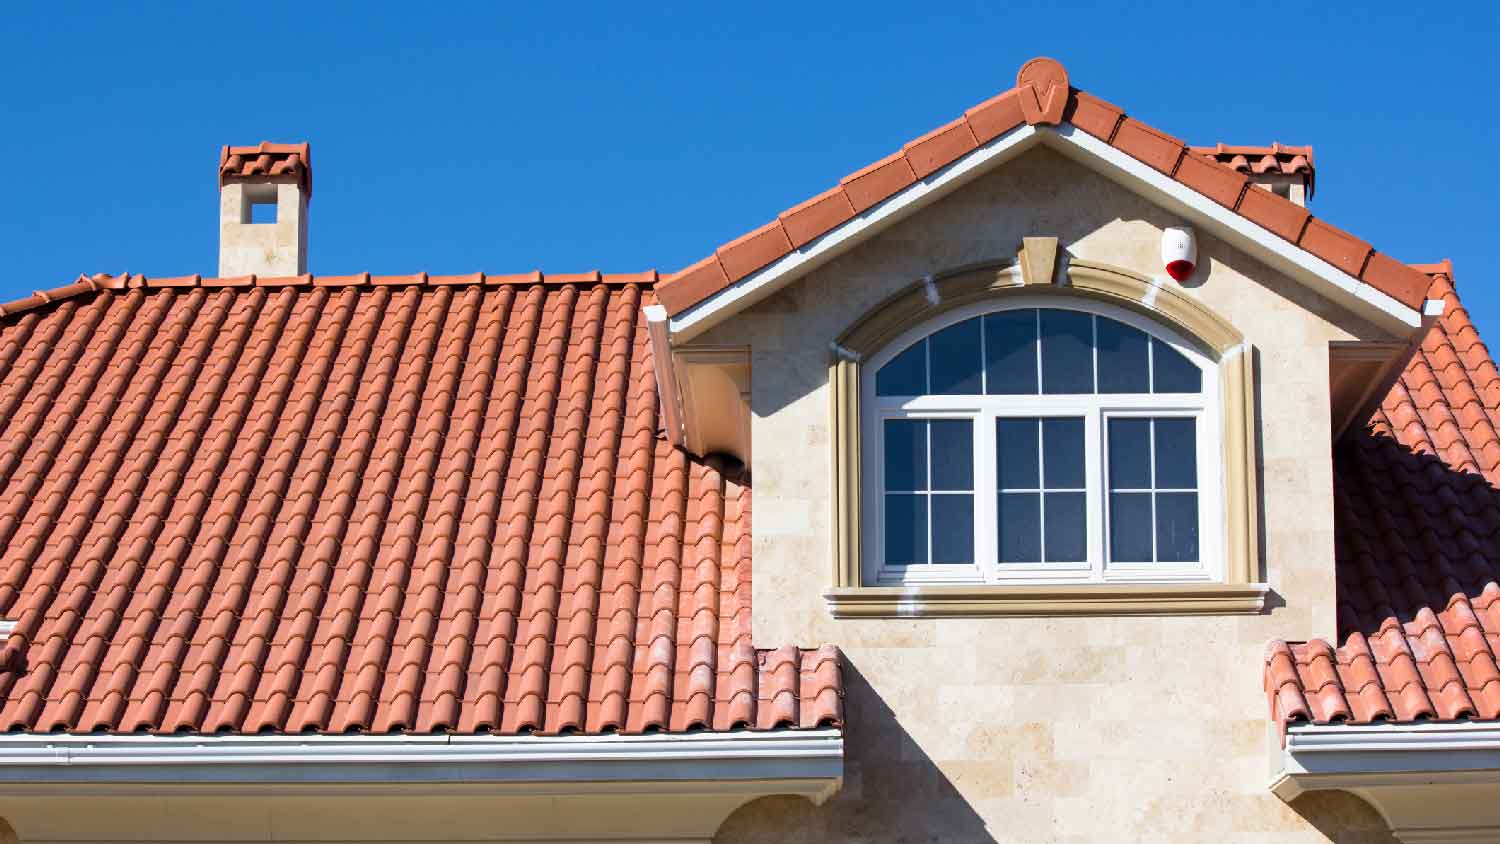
(0, 274), (841, 735)
(655, 57), (1428, 317)
(1267, 263), (1500, 726)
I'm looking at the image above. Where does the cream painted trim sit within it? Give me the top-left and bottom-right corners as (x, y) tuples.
(1272, 722), (1500, 842)
(0, 730), (844, 793)
(666, 125), (1421, 343)
(827, 257), (1265, 617)
(824, 582), (1268, 616)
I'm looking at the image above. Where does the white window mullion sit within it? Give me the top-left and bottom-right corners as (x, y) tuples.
(976, 410), (996, 581)
(1086, 408), (1105, 582)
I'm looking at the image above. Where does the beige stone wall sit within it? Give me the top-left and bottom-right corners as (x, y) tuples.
(702, 147), (1398, 842)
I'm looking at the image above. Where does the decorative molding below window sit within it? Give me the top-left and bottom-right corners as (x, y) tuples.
(824, 582), (1270, 617)
(827, 246), (1265, 617)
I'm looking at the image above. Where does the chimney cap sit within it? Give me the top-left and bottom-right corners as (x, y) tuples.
(219, 141), (312, 199)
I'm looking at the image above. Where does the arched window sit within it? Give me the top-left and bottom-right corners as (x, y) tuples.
(861, 298), (1222, 585)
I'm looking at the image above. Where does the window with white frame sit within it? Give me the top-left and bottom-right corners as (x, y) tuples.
(861, 298), (1222, 586)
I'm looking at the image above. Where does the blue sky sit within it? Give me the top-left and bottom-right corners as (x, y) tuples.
(4, 3), (1497, 337)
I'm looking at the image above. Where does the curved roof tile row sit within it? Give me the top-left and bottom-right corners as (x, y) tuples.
(0, 279), (842, 735)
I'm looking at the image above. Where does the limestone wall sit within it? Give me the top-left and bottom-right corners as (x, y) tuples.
(703, 147), (1396, 842)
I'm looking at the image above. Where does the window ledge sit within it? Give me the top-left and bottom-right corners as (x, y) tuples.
(823, 582), (1270, 618)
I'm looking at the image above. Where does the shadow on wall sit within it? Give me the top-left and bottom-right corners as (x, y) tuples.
(715, 661), (992, 843)
(1288, 791), (1399, 844)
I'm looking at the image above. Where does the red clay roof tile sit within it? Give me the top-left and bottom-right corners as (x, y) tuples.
(1268, 263), (1500, 731)
(219, 142), (312, 198)
(654, 57), (1431, 316)
(0, 276), (842, 736)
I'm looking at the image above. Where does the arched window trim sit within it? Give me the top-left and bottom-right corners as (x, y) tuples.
(859, 294), (1224, 587)
(825, 253), (1267, 617)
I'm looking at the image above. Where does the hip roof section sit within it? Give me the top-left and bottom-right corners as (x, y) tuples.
(0, 274), (842, 736)
(1267, 263), (1500, 729)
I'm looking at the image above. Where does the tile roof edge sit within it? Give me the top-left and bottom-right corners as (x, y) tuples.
(655, 57), (1428, 317)
(0, 270), (661, 320)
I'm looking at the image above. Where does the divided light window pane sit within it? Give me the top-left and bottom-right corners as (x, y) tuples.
(883, 418), (974, 566)
(1152, 337), (1201, 393)
(984, 310), (1038, 395)
(996, 416), (1085, 564)
(1106, 416), (1199, 564)
(1096, 318), (1150, 393)
(1040, 310), (1094, 394)
(876, 340), (928, 396)
(929, 319), (983, 394)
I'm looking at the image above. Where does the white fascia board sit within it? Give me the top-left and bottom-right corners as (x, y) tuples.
(0, 729), (844, 788)
(1273, 721), (1500, 800)
(669, 122), (1424, 343)
(1046, 126), (1422, 335)
(0, 620), (14, 638)
(667, 125), (1044, 342)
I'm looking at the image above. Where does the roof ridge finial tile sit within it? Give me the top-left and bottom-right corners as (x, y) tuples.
(1015, 57), (1069, 126)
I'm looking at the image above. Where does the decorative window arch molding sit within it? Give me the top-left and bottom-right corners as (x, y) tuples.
(826, 240), (1268, 617)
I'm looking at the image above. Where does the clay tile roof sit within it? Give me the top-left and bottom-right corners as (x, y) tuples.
(0, 274), (841, 736)
(1190, 143), (1315, 197)
(1266, 262), (1500, 731)
(219, 141), (313, 198)
(656, 57), (1427, 316)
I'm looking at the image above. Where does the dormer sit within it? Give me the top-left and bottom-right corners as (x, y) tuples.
(217, 141), (311, 277)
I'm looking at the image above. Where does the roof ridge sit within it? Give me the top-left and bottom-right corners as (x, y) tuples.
(0, 271), (662, 320)
(654, 56), (1427, 316)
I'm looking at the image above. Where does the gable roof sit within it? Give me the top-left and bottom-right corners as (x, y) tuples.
(1266, 262), (1500, 728)
(0, 273), (841, 736)
(655, 57), (1429, 333)
(1189, 143), (1314, 196)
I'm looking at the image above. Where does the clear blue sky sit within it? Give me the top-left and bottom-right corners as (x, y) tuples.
(5, 3), (1497, 337)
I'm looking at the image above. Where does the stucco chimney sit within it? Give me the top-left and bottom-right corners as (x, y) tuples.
(218, 142), (311, 277)
(1189, 143), (1314, 207)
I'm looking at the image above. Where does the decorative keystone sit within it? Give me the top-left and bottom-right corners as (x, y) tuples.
(1016, 57), (1069, 126)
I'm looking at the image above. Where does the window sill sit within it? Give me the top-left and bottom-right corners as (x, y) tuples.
(822, 582), (1271, 618)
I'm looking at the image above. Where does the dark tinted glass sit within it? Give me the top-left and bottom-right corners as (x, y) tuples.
(931, 495), (975, 563)
(996, 418), (1039, 489)
(1109, 492), (1153, 562)
(1042, 418), (1085, 489)
(1044, 491), (1086, 562)
(1152, 338), (1201, 393)
(984, 310), (1038, 394)
(1153, 418), (1197, 489)
(884, 494), (926, 564)
(929, 419), (973, 491)
(1096, 317), (1150, 393)
(884, 420), (926, 491)
(1040, 310), (1094, 394)
(929, 318), (983, 395)
(1107, 418), (1152, 489)
(876, 340), (927, 396)
(1155, 492), (1199, 562)
(997, 492), (1041, 563)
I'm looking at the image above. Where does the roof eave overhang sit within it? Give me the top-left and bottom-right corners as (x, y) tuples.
(0, 729), (843, 796)
(1273, 722), (1500, 841)
(666, 124), (1428, 345)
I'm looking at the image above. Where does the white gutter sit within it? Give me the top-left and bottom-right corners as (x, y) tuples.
(0, 729), (843, 788)
(1272, 722), (1500, 842)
